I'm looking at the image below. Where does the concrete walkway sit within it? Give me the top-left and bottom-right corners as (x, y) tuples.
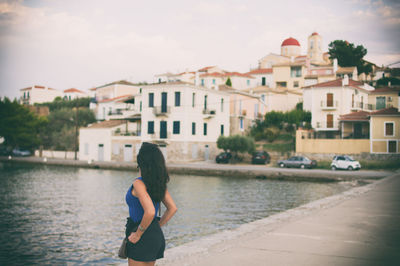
(159, 173), (400, 266)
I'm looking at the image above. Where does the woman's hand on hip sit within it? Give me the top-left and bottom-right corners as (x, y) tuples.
(128, 232), (141, 244)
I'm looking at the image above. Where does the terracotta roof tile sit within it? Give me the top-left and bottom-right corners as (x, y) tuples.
(64, 88), (84, 93)
(246, 68), (273, 75)
(370, 107), (399, 116)
(303, 78), (363, 89)
(88, 120), (126, 129)
(339, 111), (370, 121)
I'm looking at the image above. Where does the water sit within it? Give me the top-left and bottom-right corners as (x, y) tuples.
(0, 162), (354, 265)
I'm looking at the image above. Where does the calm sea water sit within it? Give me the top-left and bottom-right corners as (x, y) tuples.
(0, 162), (354, 265)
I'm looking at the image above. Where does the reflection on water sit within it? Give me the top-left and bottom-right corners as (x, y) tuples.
(0, 162), (353, 265)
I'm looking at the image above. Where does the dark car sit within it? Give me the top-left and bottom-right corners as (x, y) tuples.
(12, 148), (31, 157)
(252, 151), (270, 164)
(277, 156), (317, 169)
(216, 152), (232, 164)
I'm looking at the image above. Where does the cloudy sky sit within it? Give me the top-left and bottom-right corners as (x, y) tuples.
(0, 0), (399, 99)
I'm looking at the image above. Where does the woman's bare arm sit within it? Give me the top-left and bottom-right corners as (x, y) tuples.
(128, 179), (155, 243)
(159, 189), (177, 227)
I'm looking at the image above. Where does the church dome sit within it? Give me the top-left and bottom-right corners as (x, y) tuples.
(311, 32), (319, 36)
(281, 37), (300, 47)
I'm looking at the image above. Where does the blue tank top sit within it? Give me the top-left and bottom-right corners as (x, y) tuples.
(126, 177), (160, 223)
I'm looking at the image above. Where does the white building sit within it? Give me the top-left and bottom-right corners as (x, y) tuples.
(20, 85), (63, 105)
(246, 68), (273, 87)
(141, 82), (230, 161)
(94, 80), (141, 102)
(63, 88), (88, 100)
(303, 76), (374, 138)
(95, 94), (141, 121)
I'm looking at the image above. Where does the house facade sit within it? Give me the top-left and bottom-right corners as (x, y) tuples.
(140, 82), (230, 161)
(302, 77), (373, 138)
(20, 85), (63, 105)
(370, 108), (400, 154)
(63, 88), (88, 100)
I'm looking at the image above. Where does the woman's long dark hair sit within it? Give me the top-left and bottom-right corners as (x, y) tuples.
(137, 142), (169, 202)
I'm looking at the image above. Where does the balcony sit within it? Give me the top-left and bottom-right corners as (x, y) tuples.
(202, 108), (216, 119)
(315, 121), (339, 131)
(351, 102), (375, 111)
(320, 100), (338, 110)
(108, 108), (140, 119)
(153, 106), (171, 116)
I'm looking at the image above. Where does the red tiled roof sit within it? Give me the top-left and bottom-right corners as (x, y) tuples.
(89, 87), (97, 91)
(64, 88), (84, 93)
(225, 72), (254, 78)
(20, 85), (56, 91)
(247, 68), (273, 75)
(370, 107), (399, 116)
(339, 111), (370, 121)
(200, 72), (225, 78)
(99, 94), (132, 103)
(198, 66), (216, 72)
(281, 37), (300, 47)
(311, 32), (319, 36)
(370, 87), (400, 94)
(303, 78), (363, 89)
(88, 120), (126, 129)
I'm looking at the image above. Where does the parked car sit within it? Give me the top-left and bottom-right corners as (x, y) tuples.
(252, 151), (270, 164)
(12, 148), (31, 157)
(331, 155), (361, 171)
(216, 152), (232, 164)
(277, 156), (317, 169)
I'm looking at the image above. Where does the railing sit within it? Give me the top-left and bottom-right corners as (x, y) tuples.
(315, 121), (339, 130)
(112, 130), (141, 137)
(320, 100), (338, 109)
(202, 109), (216, 119)
(149, 131), (170, 139)
(153, 106), (171, 116)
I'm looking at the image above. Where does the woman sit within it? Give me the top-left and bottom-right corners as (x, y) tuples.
(125, 142), (177, 266)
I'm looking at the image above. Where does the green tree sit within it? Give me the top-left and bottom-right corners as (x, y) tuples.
(217, 135), (255, 162)
(376, 77), (400, 86)
(0, 98), (48, 150)
(225, 77), (232, 87)
(328, 40), (372, 75)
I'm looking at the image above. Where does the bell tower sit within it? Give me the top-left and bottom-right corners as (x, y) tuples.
(307, 32), (323, 64)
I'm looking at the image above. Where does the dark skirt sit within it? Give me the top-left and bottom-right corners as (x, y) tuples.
(125, 217), (165, 262)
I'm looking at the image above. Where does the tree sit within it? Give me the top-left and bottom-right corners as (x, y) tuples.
(217, 135), (255, 162)
(0, 98), (48, 150)
(225, 77), (232, 87)
(328, 40), (372, 75)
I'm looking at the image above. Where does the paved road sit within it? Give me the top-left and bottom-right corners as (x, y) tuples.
(159, 172), (400, 266)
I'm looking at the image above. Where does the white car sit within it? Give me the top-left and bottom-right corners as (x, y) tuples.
(331, 155), (361, 171)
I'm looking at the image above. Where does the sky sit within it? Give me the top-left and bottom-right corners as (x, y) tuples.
(0, 0), (399, 99)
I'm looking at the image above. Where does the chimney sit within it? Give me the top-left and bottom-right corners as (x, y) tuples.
(333, 58), (338, 73)
(342, 74), (349, 86)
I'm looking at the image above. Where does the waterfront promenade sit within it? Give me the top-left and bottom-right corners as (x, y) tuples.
(159, 172), (400, 266)
(0, 156), (390, 182)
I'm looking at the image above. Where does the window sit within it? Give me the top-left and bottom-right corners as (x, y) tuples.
(173, 121), (180, 134)
(148, 121), (154, 134)
(201, 79), (204, 86)
(221, 98), (224, 112)
(294, 81), (299, 88)
(192, 93), (195, 107)
(385, 122), (394, 136)
(220, 125), (224, 135)
(388, 141), (397, 153)
(140, 101), (142, 112)
(290, 66), (302, 77)
(327, 93), (334, 107)
(23, 92), (26, 99)
(261, 94), (265, 102)
(212, 79), (216, 84)
(84, 143), (89, 155)
(204, 95), (207, 110)
(192, 122), (196, 135)
(203, 123), (207, 136)
(310, 40), (313, 49)
(149, 93), (154, 107)
(175, 92), (181, 107)
(276, 82), (287, 88)
(140, 88), (142, 94)
(247, 80), (250, 86)
(239, 118), (244, 131)
(261, 77), (266, 86)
